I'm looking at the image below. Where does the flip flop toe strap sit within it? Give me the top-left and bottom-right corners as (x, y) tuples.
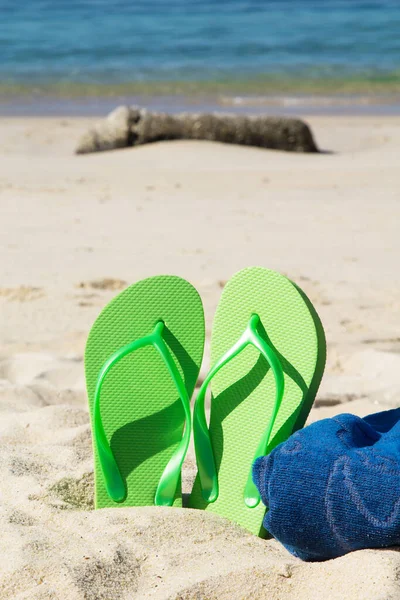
(93, 320), (191, 506)
(193, 314), (285, 508)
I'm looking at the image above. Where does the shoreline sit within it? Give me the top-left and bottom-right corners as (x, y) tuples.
(2, 92), (400, 117)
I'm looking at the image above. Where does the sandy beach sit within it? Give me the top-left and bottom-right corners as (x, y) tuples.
(1, 114), (400, 599)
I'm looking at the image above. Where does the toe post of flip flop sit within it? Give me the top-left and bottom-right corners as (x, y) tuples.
(85, 275), (205, 509)
(189, 266), (326, 536)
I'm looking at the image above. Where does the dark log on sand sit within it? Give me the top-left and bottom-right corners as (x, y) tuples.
(76, 106), (318, 154)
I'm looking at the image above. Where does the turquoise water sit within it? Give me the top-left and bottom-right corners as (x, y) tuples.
(1, 0), (400, 112)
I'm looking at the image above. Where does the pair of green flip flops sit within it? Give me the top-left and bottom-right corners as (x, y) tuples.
(85, 267), (326, 536)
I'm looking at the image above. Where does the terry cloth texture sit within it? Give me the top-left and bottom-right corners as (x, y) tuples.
(253, 408), (400, 561)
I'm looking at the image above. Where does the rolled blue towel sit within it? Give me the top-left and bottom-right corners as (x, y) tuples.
(253, 408), (400, 561)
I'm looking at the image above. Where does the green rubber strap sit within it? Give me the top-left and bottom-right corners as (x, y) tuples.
(193, 314), (284, 508)
(93, 320), (191, 506)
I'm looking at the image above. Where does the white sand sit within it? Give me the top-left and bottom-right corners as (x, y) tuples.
(1, 115), (400, 599)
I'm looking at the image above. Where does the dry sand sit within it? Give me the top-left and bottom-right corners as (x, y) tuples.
(0, 115), (400, 599)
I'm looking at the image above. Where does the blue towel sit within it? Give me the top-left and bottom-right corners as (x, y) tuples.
(253, 408), (400, 561)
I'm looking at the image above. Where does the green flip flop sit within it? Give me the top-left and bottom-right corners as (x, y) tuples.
(85, 275), (204, 509)
(189, 267), (326, 535)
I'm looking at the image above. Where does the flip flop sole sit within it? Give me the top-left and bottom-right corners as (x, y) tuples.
(189, 267), (326, 535)
(85, 275), (204, 508)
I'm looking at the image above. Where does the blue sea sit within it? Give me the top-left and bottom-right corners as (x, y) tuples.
(1, 0), (400, 114)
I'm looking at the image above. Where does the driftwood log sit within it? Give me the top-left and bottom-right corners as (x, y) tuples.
(76, 106), (318, 154)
